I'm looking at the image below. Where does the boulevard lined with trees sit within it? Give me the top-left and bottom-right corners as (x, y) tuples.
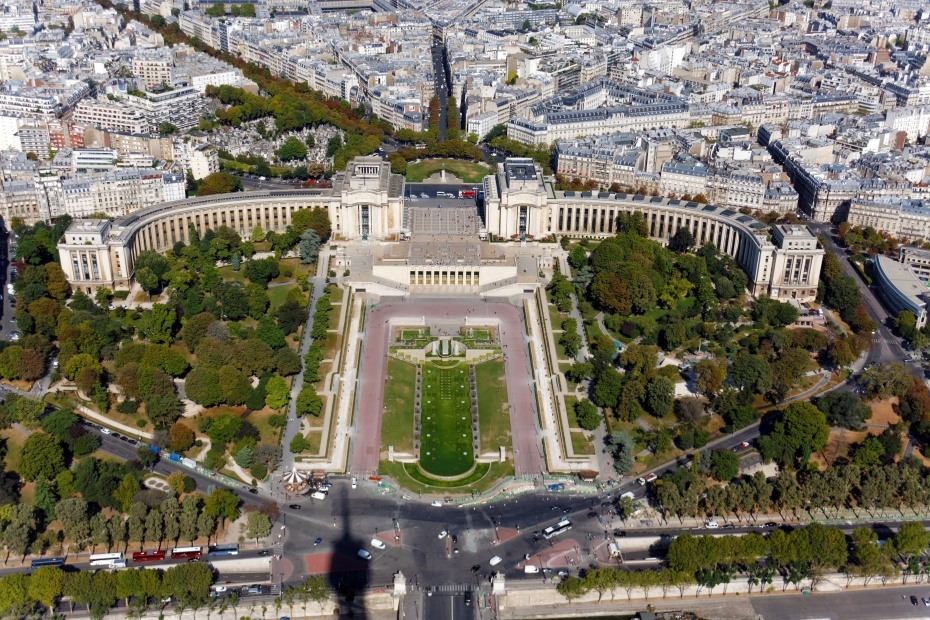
(558, 521), (930, 603)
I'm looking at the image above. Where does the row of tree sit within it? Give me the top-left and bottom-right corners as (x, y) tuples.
(290, 287), (336, 452)
(0, 562), (213, 618)
(559, 522), (930, 603)
(653, 449), (930, 524)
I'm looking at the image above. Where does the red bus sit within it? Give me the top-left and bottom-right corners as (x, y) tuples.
(132, 550), (166, 563)
(459, 189), (477, 199)
(171, 546), (202, 560)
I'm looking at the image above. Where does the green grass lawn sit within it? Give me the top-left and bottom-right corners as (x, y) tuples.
(382, 358), (417, 452)
(420, 361), (474, 476)
(462, 328), (491, 341)
(305, 430), (322, 455)
(559, 362), (578, 392)
(402, 328), (428, 341)
(570, 430), (594, 455)
(217, 265), (247, 283)
(379, 459), (514, 493)
(267, 283), (298, 309)
(322, 332), (340, 361)
(325, 289), (344, 328)
(564, 395), (581, 428)
(475, 358), (510, 451)
(406, 159), (491, 183)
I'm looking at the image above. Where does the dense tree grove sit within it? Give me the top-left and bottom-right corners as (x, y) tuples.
(559, 213), (821, 446)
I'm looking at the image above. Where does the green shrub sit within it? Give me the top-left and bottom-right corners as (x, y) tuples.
(204, 447), (227, 470)
(250, 462), (267, 479)
(117, 399), (139, 414)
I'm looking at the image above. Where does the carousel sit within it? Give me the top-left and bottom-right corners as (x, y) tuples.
(281, 467), (311, 495)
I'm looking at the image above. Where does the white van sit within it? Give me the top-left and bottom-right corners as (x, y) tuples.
(619, 491), (635, 501)
(489, 556), (502, 566)
(311, 491), (327, 500)
(371, 538), (386, 550)
(705, 521), (719, 529)
(524, 565), (539, 574)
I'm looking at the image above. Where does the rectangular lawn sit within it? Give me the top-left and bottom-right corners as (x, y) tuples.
(382, 358), (417, 452)
(475, 359), (511, 451)
(420, 362), (474, 476)
(405, 159), (490, 183)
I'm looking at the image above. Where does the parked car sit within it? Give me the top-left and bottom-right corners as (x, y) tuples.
(358, 549), (372, 560)
(489, 556), (502, 566)
(431, 500), (443, 507)
(438, 531), (448, 539)
(288, 504), (301, 510)
(371, 539), (386, 550)
(705, 521), (720, 529)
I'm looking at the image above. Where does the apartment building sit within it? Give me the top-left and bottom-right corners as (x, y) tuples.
(847, 198), (930, 244)
(0, 88), (60, 122)
(132, 53), (173, 90)
(0, 168), (185, 223)
(509, 102), (690, 145)
(73, 99), (149, 135)
(189, 143), (219, 181)
(127, 86), (204, 133)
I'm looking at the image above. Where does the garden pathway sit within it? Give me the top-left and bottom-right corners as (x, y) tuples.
(280, 251), (330, 470)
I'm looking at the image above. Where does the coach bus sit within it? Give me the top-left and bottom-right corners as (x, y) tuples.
(542, 518), (572, 540)
(31, 557), (64, 569)
(89, 552), (123, 566)
(207, 544), (239, 557)
(171, 546), (202, 560)
(131, 550), (166, 563)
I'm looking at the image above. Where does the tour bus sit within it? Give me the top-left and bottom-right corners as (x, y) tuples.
(207, 544), (240, 557)
(131, 550), (166, 563)
(31, 557), (64, 569)
(542, 518), (572, 540)
(89, 552), (123, 566)
(171, 546), (203, 560)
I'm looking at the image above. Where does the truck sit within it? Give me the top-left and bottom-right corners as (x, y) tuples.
(637, 473), (658, 486)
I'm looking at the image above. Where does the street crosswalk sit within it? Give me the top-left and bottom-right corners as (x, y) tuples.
(431, 583), (473, 593)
